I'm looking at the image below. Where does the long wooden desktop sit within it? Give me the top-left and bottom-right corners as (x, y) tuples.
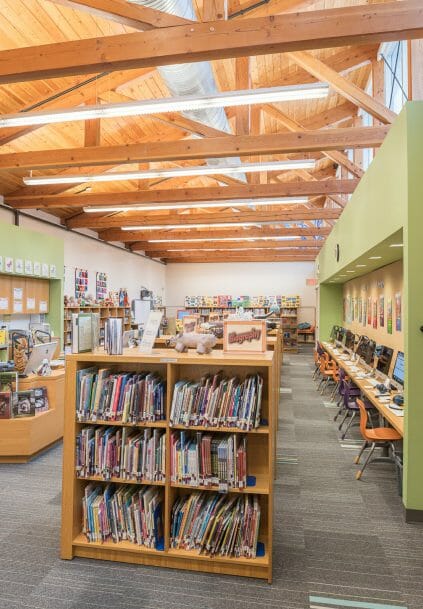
(322, 342), (404, 436)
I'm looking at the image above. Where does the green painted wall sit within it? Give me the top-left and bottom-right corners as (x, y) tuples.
(318, 109), (408, 283)
(318, 284), (343, 342)
(403, 103), (423, 512)
(0, 221), (64, 340)
(317, 102), (423, 516)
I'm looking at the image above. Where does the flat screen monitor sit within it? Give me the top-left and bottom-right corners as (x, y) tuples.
(364, 339), (376, 366)
(330, 325), (340, 340)
(392, 351), (405, 386)
(376, 345), (394, 375)
(345, 330), (355, 350)
(356, 336), (368, 358)
(336, 327), (346, 344)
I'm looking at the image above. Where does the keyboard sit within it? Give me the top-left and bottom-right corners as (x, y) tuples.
(387, 405), (404, 417)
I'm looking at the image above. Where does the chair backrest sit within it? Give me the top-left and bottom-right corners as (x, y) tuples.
(356, 398), (369, 437)
(319, 352), (329, 372)
(342, 379), (358, 406)
(316, 342), (325, 356)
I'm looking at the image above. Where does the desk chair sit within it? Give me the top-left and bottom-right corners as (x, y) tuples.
(317, 355), (338, 395)
(354, 399), (402, 480)
(333, 369), (360, 421)
(312, 343), (325, 381)
(338, 381), (374, 439)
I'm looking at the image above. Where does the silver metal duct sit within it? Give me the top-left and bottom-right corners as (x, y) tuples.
(129, 0), (244, 177)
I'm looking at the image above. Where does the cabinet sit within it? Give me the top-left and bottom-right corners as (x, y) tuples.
(0, 275), (50, 315)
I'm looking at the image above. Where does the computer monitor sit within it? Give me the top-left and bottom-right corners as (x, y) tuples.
(376, 345), (394, 375)
(345, 330), (355, 350)
(330, 325), (340, 341)
(356, 335), (368, 358)
(23, 342), (57, 375)
(392, 351), (405, 386)
(336, 327), (346, 343)
(363, 339), (376, 366)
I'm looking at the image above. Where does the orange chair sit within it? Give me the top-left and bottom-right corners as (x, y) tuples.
(354, 399), (402, 480)
(317, 354), (338, 395)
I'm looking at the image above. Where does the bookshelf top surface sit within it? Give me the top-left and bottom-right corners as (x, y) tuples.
(66, 347), (274, 367)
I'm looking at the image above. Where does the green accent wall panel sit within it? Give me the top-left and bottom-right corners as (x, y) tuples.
(318, 284), (343, 342)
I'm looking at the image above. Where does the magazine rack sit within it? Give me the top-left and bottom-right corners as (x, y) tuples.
(61, 348), (277, 582)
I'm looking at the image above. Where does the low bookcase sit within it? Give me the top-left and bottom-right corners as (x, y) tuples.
(61, 349), (276, 582)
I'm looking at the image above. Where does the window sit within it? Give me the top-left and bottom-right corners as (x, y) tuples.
(381, 41), (408, 113)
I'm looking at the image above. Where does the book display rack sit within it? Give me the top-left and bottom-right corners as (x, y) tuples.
(64, 305), (131, 348)
(61, 348), (277, 581)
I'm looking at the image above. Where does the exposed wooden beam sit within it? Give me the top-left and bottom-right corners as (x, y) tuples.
(0, 127), (388, 171)
(66, 207), (342, 229)
(84, 118), (101, 147)
(134, 238), (324, 252)
(47, 0), (193, 30)
(146, 248), (322, 259)
(203, 0), (226, 20)
(100, 225), (331, 242)
(288, 51), (396, 124)
(163, 253), (318, 263)
(6, 179), (358, 209)
(262, 105), (365, 179)
(295, 169), (346, 209)
(0, 2), (421, 83)
(235, 57), (250, 136)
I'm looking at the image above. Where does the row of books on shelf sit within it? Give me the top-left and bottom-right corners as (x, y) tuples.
(169, 373), (263, 431)
(0, 373), (49, 419)
(171, 431), (247, 490)
(75, 426), (251, 491)
(82, 483), (261, 558)
(76, 426), (166, 482)
(185, 295), (299, 308)
(76, 368), (264, 431)
(76, 368), (166, 423)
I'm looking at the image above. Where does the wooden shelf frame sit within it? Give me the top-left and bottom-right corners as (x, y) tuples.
(61, 348), (276, 582)
(63, 305), (131, 346)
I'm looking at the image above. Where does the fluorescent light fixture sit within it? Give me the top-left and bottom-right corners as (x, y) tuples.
(123, 222), (264, 230)
(83, 197), (309, 213)
(1, 83), (329, 129)
(166, 246), (312, 252)
(369, 256), (382, 260)
(346, 270), (355, 273)
(339, 274), (347, 277)
(356, 264), (367, 267)
(389, 243), (404, 248)
(148, 236), (303, 243)
(23, 159), (316, 186)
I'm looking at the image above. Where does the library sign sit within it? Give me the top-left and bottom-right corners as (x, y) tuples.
(223, 320), (266, 353)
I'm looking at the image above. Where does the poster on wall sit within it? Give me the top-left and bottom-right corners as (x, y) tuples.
(342, 298), (347, 323)
(96, 272), (108, 301)
(33, 261), (41, 276)
(353, 298), (358, 322)
(24, 260), (33, 275)
(363, 298), (367, 327)
(372, 299), (378, 329)
(395, 292), (402, 332)
(75, 268), (88, 299)
(387, 298), (393, 334)
(15, 259), (23, 274)
(42, 263), (49, 278)
(347, 296), (352, 324)
(5, 257), (13, 273)
(367, 297), (372, 325)
(379, 296), (385, 327)
(50, 264), (57, 279)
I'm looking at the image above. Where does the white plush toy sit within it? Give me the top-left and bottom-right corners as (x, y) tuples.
(171, 332), (217, 355)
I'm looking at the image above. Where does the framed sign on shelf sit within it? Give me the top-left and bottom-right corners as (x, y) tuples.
(223, 320), (266, 353)
(182, 314), (199, 334)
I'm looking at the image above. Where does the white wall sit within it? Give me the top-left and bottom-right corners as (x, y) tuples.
(0, 208), (166, 303)
(166, 261), (316, 324)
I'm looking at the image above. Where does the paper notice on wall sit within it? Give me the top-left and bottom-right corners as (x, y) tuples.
(26, 297), (36, 310)
(13, 288), (23, 300)
(39, 301), (48, 313)
(13, 301), (23, 313)
(0, 298), (8, 310)
(139, 311), (163, 354)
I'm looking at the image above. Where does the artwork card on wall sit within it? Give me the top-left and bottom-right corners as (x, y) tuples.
(372, 299), (378, 329)
(363, 298), (367, 327)
(33, 261), (41, 276)
(395, 292), (402, 332)
(367, 297), (372, 325)
(42, 263), (49, 278)
(15, 259), (23, 274)
(50, 264), (57, 278)
(387, 299), (393, 334)
(75, 268), (88, 299)
(379, 296), (385, 327)
(96, 272), (107, 301)
(5, 258), (13, 273)
(24, 260), (33, 275)
(353, 298), (358, 322)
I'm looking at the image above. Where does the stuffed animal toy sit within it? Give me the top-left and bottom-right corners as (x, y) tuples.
(171, 332), (217, 355)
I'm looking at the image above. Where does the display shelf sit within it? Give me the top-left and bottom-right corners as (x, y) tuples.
(76, 475), (166, 486)
(76, 419), (167, 428)
(63, 305), (131, 346)
(61, 348), (276, 582)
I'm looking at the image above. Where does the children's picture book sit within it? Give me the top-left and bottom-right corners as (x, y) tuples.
(12, 390), (36, 418)
(0, 371), (17, 393)
(0, 392), (11, 419)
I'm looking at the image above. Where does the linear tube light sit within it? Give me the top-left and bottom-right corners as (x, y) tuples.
(123, 222), (264, 230)
(83, 197), (309, 213)
(1, 84), (329, 129)
(148, 236), (304, 243)
(166, 247), (316, 252)
(23, 159), (316, 186)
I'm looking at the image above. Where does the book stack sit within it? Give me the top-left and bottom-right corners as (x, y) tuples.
(76, 368), (166, 422)
(170, 431), (247, 490)
(169, 373), (263, 430)
(170, 492), (261, 558)
(82, 483), (163, 548)
(76, 426), (166, 482)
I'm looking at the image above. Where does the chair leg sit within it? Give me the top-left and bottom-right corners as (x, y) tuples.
(354, 440), (369, 464)
(341, 411), (356, 440)
(356, 442), (376, 479)
(333, 404), (344, 422)
(338, 410), (349, 431)
(330, 381), (339, 402)
(321, 376), (331, 395)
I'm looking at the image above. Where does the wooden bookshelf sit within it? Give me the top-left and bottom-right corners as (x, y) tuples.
(64, 305), (131, 348)
(281, 305), (299, 353)
(61, 348), (276, 582)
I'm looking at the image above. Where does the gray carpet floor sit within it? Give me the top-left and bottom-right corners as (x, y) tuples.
(0, 349), (422, 609)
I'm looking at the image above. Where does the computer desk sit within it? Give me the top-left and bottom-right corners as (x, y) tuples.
(321, 342), (404, 437)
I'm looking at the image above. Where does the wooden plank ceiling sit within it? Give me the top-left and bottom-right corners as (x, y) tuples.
(0, 0), (415, 263)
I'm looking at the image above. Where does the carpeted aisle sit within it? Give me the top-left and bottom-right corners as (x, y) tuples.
(0, 350), (422, 609)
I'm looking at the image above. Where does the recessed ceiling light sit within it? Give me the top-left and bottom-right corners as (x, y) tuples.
(339, 274), (347, 277)
(356, 264), (367, 267)
(346, 270), (355, 273)
(389, 243), (404, 248)
(369, 256), (382, 260)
